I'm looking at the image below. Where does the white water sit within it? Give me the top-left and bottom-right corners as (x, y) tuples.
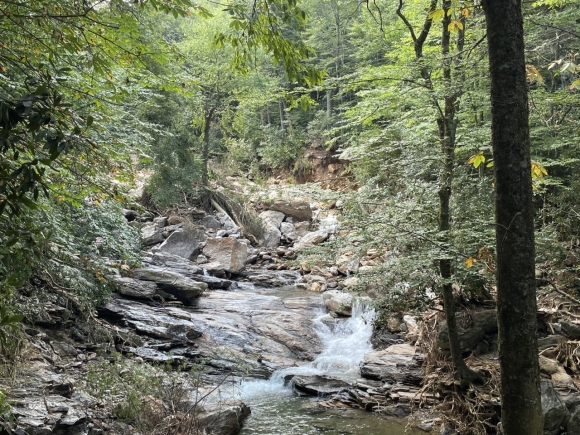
(236, 298), (375, 401)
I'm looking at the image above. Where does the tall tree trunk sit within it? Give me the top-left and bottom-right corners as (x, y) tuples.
(278, 98), (286, 132)
(438, 0), (479, 386)
(326, 89), (333, 119)
(482, 1), (543, 433)
(201, 108), (215, 187)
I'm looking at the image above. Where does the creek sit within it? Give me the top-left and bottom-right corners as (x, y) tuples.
(214, 284), (423, 435)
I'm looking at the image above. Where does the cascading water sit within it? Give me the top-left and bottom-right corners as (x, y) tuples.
(215, 295), (413, 434)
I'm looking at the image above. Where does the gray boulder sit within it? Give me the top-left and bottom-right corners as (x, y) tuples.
(288, 375), (351, 396)
(541, 379), (569, 431)
(113, 277), (157, 299)
(268, 199), (312, 222)
(132, 266), (207, 304)
(141, 222), (165, 246)
(293, 229), (330, 251)
(360, 344), (423, 386)
(203, 238), (248, 273)
(199, 401), (251, 435)
(158, 227), (206, 261)
(201, 215), (223, 230)
(323, 290), (353, 317)
(438, 310), (497, 353)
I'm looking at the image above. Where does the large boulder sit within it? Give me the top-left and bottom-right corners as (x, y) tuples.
(200, 215), (222, 230)
(199, 401), (251, 435)
(293, 229), (330, 251)
(113, 277), (157, 299)
(259, 210), (285, 248)
(141, 222), (165, 246)
(158, 227), (206, 261)
(203, 238), (248, 273)
(323, 290), (353, 317)
(280, 222), (297, 241)
(541, 379), (569, 431)
(288, 375), (351, 396)
(132, 267), (207, 304)
(268, 199), (312, 222)
(360, 344), (423, 386)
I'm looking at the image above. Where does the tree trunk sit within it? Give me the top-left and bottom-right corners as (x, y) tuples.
(482, 1), (543, 433)
(278, 98), (286, 132)
(326, 89), (333, 119)
(437, 0), (479, 386)
(201, 108), (215, 187)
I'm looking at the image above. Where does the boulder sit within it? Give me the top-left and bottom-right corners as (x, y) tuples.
(559, 320), (580, 340)
(199, 402), (251, 435)
(158, 227), (206, 261)
(293, 229), (330, 251)
(200, 215), (222, 230)
(541, 379), (569, 431)
(268, 199), (312, 222)
(323, 290), (354, 317)
(360, 344), (423, 386)
(113, 277), (157, 299)
(280, 222), (297, 241)
(259, 210), (285, 229)
(203, 238), (248, 273)
(141, 222), (165, 246)
(294, 221), (311, 238)
(132, 267), (207, 304)
(260, 226), (281, 248)
(288, 375), (351, 396)
(167, 215), (183, 226)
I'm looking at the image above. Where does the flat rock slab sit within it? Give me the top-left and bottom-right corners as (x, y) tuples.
(360, 344), (423, 386)
(268, 200), (313, 222)
(288, 375), (352, 396)
(132, 266), (207, 304)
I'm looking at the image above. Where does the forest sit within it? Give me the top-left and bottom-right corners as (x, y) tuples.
(0, 0), (579, 434)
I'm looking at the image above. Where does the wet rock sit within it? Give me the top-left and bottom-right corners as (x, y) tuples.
(268, 199), (312, 222)
(199, 401), (250, 435)
(293, 229), (330, 251)
(323, 290), (353, 317)
(113, 276), (157, 299)
(541, 379), (569, 431)
(288, 375), (351, 396)
(132, 267), (207, 304)
(203, 238), (248, 273)
(141, 222), (165, 246)
(158, 227), (207, 261)
(360, 344), (423, 386)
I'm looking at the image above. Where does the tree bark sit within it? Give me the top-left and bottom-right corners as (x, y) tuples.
(278, 98), (286, 132)
(482, 1), (543, 433)
(201, 108), (215, 187)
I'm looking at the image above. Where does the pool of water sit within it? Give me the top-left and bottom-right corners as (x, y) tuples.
(239, 389), (418, 435)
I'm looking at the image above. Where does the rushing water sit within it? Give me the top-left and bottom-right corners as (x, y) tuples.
(216, 285), (422, 434)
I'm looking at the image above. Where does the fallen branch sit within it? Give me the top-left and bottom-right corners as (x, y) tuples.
(549, 281), (580, 306)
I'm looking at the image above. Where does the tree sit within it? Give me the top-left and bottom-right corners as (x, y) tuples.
(481, 1), (543, 433)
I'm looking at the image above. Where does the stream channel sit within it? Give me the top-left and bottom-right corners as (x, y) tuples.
(213, 283), (423, 435)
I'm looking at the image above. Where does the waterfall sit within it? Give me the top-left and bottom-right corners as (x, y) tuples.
(236, 297), (374, 400)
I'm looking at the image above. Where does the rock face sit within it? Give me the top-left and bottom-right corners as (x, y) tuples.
(158, 227), (206, 261)
(132, 266), (208, 304)
(203, 238), (248, 273)
(323, 290), (353, 317)
(360, 344), (423, 386)
(268, 199), (312, 222)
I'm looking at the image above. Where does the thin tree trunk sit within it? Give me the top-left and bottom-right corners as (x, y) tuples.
(278, 98), (286, 132)
(326, 89), (333, 119)
(437, 0), (479, 386)
(201, 108), (215, 187)
(482, 1), (543, 433)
